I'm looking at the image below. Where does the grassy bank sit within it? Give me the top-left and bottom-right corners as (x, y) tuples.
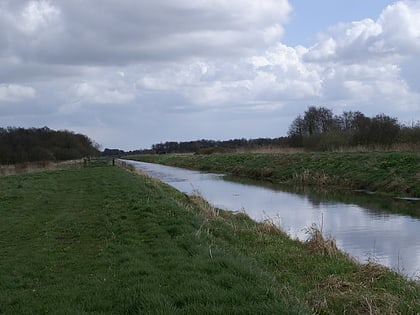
(131, 152), (420, 197)
(1, 162), (418, 314)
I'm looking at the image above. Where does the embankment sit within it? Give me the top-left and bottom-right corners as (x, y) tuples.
(0, 161), (418, 314)
(131, 152), (420, 197)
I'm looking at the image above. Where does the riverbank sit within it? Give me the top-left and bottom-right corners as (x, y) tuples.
(0, 161), (418, 313)
(131, 151), (420, 197)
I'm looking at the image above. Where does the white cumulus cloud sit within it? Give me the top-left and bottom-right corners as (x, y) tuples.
(305, 1), (420, 61)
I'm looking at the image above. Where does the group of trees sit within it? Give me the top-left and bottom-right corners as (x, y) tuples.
(139, 107), (419, 155)
(0, 127), (100, 164)
(102, 106), (419, 157)
(288, 106), (420, 150)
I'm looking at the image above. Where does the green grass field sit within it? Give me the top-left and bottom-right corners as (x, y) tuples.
(132, 151), (420, 197)
(0, 161), (418, 314)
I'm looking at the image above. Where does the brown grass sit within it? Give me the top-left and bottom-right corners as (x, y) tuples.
(332, 143), (420, 153)
(234, 146), (305, 154)
(234, 143), (420, 154)
(253, 217), (285, 236)
(232, 210), (251, 220)
(0, 159), (85, 177)
(304, 224), (340, 257)
(189, 192), (219, 220)
(292, 169), (344, 186)
(310, 274), (401, 315)
(361, 258), (393, 281)
(308, 257), (415, 315)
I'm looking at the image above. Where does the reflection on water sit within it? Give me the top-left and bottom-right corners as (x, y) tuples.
(124, 160), (420, 279)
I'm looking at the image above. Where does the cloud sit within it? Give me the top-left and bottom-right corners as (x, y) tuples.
(250, 44), (322, 101)
(0, 0), (420, 149)
(72, 80), (135, 106)
(0, 84), (36, 102)
(291, 0), (420, 115)
(305, 1), (420, 62)
(130, 0), (420, 116)
(18, 0), (61, 34)
(0, 0), (291, 67)
(379, 0), (420, 54)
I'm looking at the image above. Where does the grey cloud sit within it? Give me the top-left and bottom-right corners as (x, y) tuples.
(1, 0), (419, 150)
(2, 0), (290, 67)
(0, 62), (84, 83)
(0, 84), (36, 104)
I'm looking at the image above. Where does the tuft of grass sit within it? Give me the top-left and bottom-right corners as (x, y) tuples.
(304, 224), (340, 258)
(308, 274), (401, 314)
(254, 218), (286, 237)
(189, 191), (220, 220)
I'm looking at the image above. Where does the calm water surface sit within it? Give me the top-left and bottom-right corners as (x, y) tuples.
(124, 160), (420, 279)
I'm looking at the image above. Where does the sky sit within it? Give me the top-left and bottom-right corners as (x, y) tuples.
(1, 0), (419, 150)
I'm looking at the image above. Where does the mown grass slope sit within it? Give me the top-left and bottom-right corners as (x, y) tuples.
(133, 152), (420, 197)
(0, 161), (418, 314)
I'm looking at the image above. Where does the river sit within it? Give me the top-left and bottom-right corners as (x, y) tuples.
(122, 159), (420, 279)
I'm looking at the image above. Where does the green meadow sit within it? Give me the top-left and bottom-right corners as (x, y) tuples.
(0, 161), (418, 314)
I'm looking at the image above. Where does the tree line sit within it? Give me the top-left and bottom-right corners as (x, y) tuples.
(150, 138), (289, 155)
(119, 107), (418, 155)
(102, 138), (289, 156)
(0, 127), (100, 164)
(288, 106), (420, 150)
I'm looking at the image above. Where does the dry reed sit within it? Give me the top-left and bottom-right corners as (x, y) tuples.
(304, 224), (339, 257)
(189, 192), (219, 220)
(0, 159), (85, 177)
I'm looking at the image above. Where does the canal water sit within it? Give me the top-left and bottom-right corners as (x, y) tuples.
(123, 160), (420, 279)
